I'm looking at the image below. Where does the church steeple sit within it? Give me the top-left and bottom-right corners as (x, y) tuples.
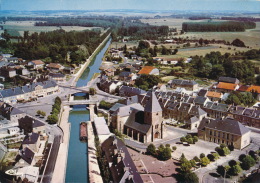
(144, 92), (162, 113)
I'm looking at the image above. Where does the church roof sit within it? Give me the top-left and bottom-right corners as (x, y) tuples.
(144, 92), (162, 113)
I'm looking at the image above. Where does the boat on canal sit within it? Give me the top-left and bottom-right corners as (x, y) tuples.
(79, 122), (88, 142)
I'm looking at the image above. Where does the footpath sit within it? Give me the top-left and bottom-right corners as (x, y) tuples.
(52, 106), (71, 183)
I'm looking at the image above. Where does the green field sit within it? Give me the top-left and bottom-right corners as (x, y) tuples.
(140, 18), (260, 49)
(0, 21), (103, 37)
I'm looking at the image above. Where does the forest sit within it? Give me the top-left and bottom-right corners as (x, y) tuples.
(182, 21), (256, 32)
(189, 50), (259, 84)
(0, 29), (110, 64)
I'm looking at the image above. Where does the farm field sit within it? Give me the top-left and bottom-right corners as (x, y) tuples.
(0, 21), (102, 36)
(140, 18), (260, 49)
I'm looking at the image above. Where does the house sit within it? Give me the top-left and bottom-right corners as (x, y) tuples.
(28, 60), (44, 69)
(206, 91), (223, 102)
(93, 117), (111, 142)
(198, 118), (250, 150)
(63, 67), (75, 74)
(119, 85), (146, 97)
(219, 77), (239, 84)
(5, 166), (39, 183)
(103, 67), (116, 77)
(0, 80), (58, 104)
(168, 79), (198, 91)
(0, 67), (16, 78)
(7, 57), (19, 63)
(48, 73), (66, 82)
(238, 85), (260, 100)
(101, 136), (143, 183)
(16, 147), (35, 166)
(16, 67), (30, 76)
(138, 66), (159, 75)
(22, 133), (41, 153)
(99, 79), (122, 94)
(216, 82), (239, 93)
(111, 92), (164, 143)
(46, 63), (64, 72)
(0, 103), (26, 123)
(8, 127), (20, 135)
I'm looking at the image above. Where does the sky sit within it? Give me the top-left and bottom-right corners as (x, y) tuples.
(1, 0), (260, 12)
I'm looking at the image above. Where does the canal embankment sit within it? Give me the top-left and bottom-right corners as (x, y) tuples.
(52, 105), (71, 183)
(72, 32), (111, 86)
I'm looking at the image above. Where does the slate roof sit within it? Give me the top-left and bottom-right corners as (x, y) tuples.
(20, 147), (35, 165)
(144, 92), (162, 113)
(199, 118), (250, 136)
(168, 79), (198, 86)
(119, 86), (146, 97)
(194, 96), (208, 105)
(22, 133), (39, 145)
(114, 103), (144, 117)
(219, 77), (239, 84)
(186, 116), (200, 124)
(189, 106), (207, 116)
(109, 103), (126, 113)
(119, 71), (131, 77)
(49, 73), (65, 78)
(94, 117), (110, 135)
(101, 136), (143, 183)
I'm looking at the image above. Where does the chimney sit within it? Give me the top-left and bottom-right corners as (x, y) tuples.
(128, 175), (134, 180)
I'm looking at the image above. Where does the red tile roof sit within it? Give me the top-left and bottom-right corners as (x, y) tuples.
(238, 85), (260, 93)
(217, 82), (238, 90)
(138, 66), (156, 75)
(207, 91), (222, 98)
(31, 60), (44, 65)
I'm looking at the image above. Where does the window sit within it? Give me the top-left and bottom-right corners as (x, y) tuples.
(209, 130), (212, 135)
(227, 134), (229, 140)
(155, 124), (159, 129)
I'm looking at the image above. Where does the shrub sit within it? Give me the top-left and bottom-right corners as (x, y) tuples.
(190, 159), (196, 167)
(187, 138), (194, 144)
(146, 143), (156, 156)
(200, 153), (205, 158)
(180, 137), (186, 142)
(200, 157), (210, 166)
(207, 154), (215, 162)
(182, 172), (199, 183)
(193, 136), (198, 143)
(172, 146), (177, 151)
(186, 134), (192, 139)
(241, 155), (256, 170)
(229, 164), (242, 175)
(193, 156), (200, 162)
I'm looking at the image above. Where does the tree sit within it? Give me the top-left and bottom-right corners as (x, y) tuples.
(200, 153), (205, 158)
(193, 156), (200, 162)
(147, 143), (157, 156)
(47, 114), (58, 124)
(193, 136), (198, 143)
(186, 134), (192, 139)
(138, 40), (150, 50)
(187, 138), (194, 144)
(212, 152), (220, 160)
(200, 157), (210, 166)
(231, 38), (246, 47)
(180, 137), (187, 142)
(241, 155), (256, 170)
(180, 153), (187, 164)
(229, 164), (242, 175)
(40, 111), (46, 117)
(172, 146), (177, 151)
(180, 160), (192, 172)
(190, 159), (196, 167)
(173, 48), (178, 55)
(182, 172), (199, 183)
(89, 88), (96, 95)
(36, 110), (42, 115)
(158, 147), (172, 161)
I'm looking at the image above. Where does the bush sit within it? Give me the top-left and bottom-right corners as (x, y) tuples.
(47, 114), (58, 124)
(158, 147), (172, 161)
(201, 157), (210, 166)
(187, 138), (194, 144)
(186, 134), (192, 139)
(200, 153), (205, 158)
(239, 154), (246, 161)
(193, 136), (198, 143)
(229, 164), (242, 175)
(180, 137), (187, 142)
(147, 143), (157, 157)
(241, 155), (256, 170)
(228, 160), (237, 167)
(207, 154), (215, 162)
(182, 172), (199, 183)
(212, 152), (220, 160)
(89, 88), (96, 95)
(193, 156), (200, 162)
(172, 146), (177, 151)
(190, 159), (196, 167)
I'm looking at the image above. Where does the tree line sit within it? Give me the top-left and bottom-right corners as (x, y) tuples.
(0, 29), (110, 64)
(182, 21), (256, 32)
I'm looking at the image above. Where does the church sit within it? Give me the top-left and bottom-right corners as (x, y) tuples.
(110, 92), (164, 143)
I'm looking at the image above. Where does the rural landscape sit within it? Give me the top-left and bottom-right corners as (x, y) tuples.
(0, 0), (260, 183)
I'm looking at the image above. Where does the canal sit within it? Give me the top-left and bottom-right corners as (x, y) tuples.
(65, 38), (111, 183)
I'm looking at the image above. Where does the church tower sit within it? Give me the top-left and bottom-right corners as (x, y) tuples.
(144, 92), (163, 142)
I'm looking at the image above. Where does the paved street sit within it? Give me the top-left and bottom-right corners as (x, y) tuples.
(41, 135), (61, 183)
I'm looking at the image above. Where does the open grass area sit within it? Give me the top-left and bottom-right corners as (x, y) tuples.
(0, 21), (102, 36)
(140, 18), (260, 49)
(110, 41), (138, 49)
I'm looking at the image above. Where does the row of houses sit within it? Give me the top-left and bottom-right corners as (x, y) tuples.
(0, 80), (59, 104)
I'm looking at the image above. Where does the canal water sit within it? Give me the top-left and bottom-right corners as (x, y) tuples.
(65, 38), (111, 183)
